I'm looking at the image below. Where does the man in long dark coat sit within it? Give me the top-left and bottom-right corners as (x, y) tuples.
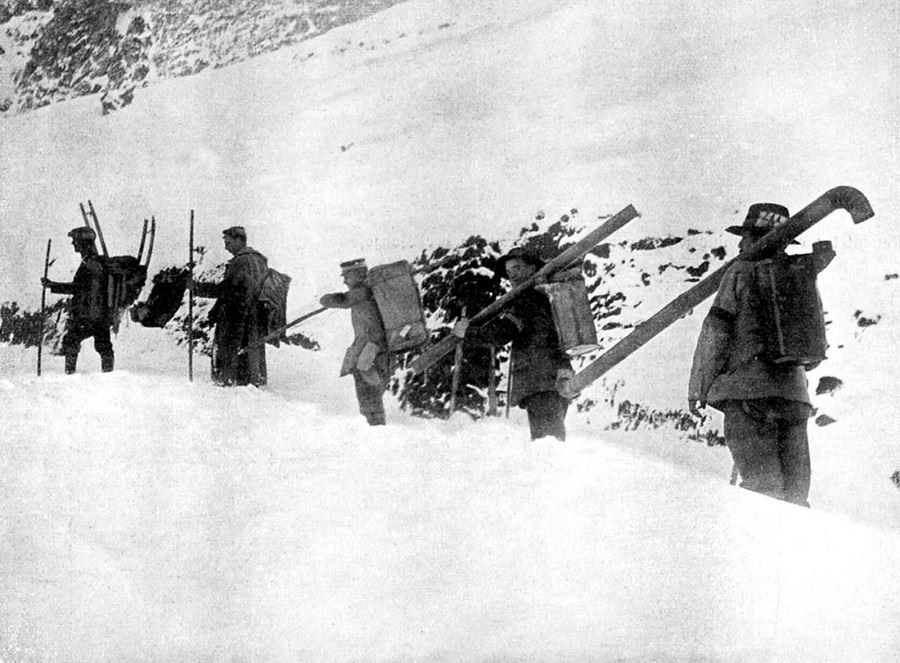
(195, 226), (269, 386)
(41, 226), (115, 374)
(319, 258), (390, 426)
(689, 203), (835, 506)
(454, 247), (573, 440)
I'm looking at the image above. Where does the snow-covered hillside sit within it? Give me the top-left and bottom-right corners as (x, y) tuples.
(3, 330), (900, 662)
(1, 0), (899, 659)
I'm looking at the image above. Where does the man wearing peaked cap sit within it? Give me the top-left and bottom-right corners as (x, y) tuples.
(320, 258), (390, 426)
(41, 226), (114, 374)
(688, 202), (836, 506)
(67, 226), (97, 242)
(193, 226), (270, 386)
(222, 225), (247, 240)
(340, 257), (368, 274)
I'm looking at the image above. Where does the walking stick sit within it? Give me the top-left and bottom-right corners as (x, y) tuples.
(504, 350), (513, 419)
(188, 210), (194, 382)
(448, 307), (466, 416)
(487, 345), (498, 416)
(448, 342), (465, 415)
(37, 239), (51, 376)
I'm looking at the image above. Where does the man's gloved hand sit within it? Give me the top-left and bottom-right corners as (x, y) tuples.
(557, 368), (578, 401)
(451, 319), (470, 339)
(688, 398), (706, 416)
(40, 277), (52, 288)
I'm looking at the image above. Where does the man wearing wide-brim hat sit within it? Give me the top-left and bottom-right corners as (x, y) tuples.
(41, 226), (115, 374)
(453, 246), (574, 441)
(688, 203), (835, 506)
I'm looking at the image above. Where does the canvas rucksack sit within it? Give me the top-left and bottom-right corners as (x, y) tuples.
(752, 253), (828, 369)
(257, 268), (292, 346)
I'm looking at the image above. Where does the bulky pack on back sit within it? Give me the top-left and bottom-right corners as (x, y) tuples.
(753, 253), (827, 369)
(367, 261), (428, 353)
(99, 256), (148, 330)
(257, 268), (292, 346)
(536, 277), (599, 357)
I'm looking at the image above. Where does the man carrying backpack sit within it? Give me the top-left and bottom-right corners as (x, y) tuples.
(194, 226), (269, 387)
(41, 226), (115, 374)
(688, 203), (835, 506)
(452, 247), (574, 441)
(319, 258), (390, 426)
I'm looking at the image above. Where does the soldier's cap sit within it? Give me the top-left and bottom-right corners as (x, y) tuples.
(222, 226), (247, 240)
(67, 226), (96, 242)
(340, 258), (368, 274)
(726, 203), (791, 236)
(495, 246), (545, 279)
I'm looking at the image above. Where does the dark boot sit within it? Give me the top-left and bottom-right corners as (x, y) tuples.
(365, 412), (386, 427)
(64, 354), (77, 375)
(100, 353), (114, 373)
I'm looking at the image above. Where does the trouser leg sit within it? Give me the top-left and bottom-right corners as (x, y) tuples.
(523, 391), (568, 441)
(353, 371), (386, 426)
(243, 311), (267, 387)
(93, 325), (114, 372)
(61, 321), (89, 374)
(722, 401), (785, 501)
(779, 421), (811, 507)
(213, 324), (240, 385)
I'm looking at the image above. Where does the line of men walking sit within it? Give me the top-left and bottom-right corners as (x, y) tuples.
(42, 200), (834, 507)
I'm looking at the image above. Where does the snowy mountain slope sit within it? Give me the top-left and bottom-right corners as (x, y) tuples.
(2, 345), (899, 661)
(1, 0), (900, 658)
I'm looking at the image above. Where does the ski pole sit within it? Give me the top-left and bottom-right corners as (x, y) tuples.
(37, 238), (51, 376)
(188, 210), (194, 382)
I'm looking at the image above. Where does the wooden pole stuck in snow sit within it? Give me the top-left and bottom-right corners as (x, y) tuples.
(37, 238), (51, 377)
(448, 307), (466, 416)
(188, 210), (194, 382)
(487, 345), (498, 416)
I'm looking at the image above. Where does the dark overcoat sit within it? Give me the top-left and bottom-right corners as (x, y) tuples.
(199, 247), (269, 385)
(469, 287), (571, 407)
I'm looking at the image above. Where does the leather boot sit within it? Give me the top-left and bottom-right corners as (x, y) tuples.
(100, 353), (114, 373)
(365, 412), (386, 427)
(64, 354), (77, 375)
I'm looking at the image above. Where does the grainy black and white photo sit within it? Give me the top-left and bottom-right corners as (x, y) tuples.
(1, 1), (898, 660)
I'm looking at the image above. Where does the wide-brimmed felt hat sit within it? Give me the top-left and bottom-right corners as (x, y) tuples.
(495, 246), (545, 279)
(726, 203), (791, 237)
